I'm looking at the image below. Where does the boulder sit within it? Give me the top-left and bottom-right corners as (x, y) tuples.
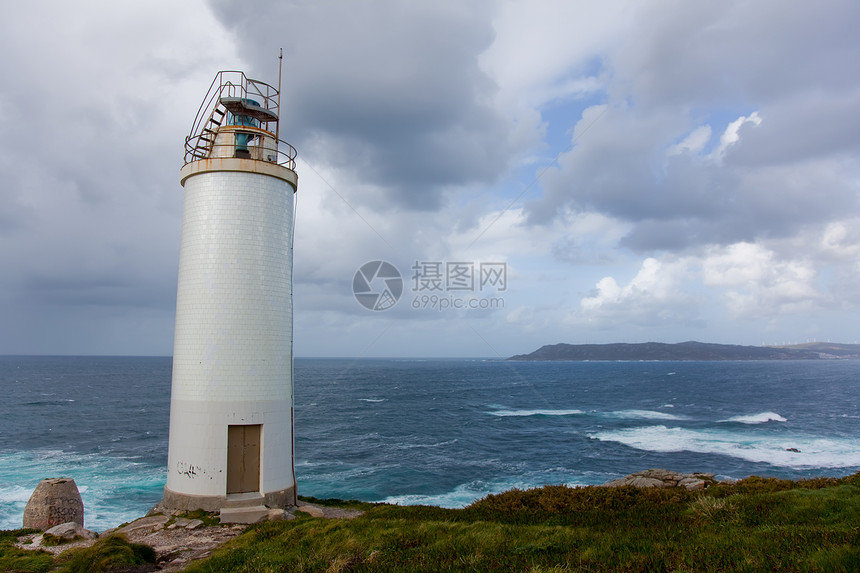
(44, 522), (97, 541)
(23, 478), (85, 530)
(604, 469), (716, 490)
(677, 477), (707, 491)
(605, 476), (666, 488)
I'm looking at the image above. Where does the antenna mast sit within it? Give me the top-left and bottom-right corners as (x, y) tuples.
(276, 48), (283, 143)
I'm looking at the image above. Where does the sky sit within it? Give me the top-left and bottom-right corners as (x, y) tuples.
(1, 0), (859, 357)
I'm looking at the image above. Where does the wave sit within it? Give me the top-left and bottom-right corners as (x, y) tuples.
(395, 439), (458, 450)
(488, 408), (585, 417)
(590, 425), (860, 469)
(0, 485), (32, 504)
(721, 412), (787, 424)
(358, 398), (386, 403)
(488, 407), (683, 420)
(380, 482), (502, 508)
(376, 466), (617, 509)
(604, 409), (687, 421)
(379, 476), (583, 509)
(0, 449), (165, 532)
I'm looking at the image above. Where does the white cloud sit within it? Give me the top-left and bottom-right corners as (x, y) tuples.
(577, 256), (701, 327)
(479, 0), (635, 109)
(713, 111), (762, 160)
(702, 243), (822, 318)
(667, 125), (712, 156)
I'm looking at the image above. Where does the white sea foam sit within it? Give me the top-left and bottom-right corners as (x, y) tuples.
(488, 408), (585, 417)
(0, 449), (165, 531)
(358, 398), (386, 403)
(395, 439), (458, 450)
(380, 479), (549, 509)
(0, 485), (32, 504)
(379, 470), (605, 509)
(605, 409), (687, 421)
(591, 425), (860, 469)
(722, 412), (787, 424)
(381, 482), (497, 508)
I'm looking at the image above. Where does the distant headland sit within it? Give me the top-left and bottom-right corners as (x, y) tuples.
(508, 341), (860, 361)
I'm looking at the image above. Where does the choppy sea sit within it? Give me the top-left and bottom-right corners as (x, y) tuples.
(1, 356), (859, 531)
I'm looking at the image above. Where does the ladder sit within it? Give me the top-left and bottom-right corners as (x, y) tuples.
(189, 106), (226, 160)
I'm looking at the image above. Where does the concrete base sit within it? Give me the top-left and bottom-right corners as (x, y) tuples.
(162, 487), (225, 513)
(219, 505), (270, 524)
(161, 485), (296, 514)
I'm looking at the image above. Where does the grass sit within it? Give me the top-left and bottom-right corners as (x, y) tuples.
(0, 528), (54, 572)
(2, 473), (858, 572)
(0, 531), (156, 573)
(167, 508), (222, 528)
(185, 472), (860, 573)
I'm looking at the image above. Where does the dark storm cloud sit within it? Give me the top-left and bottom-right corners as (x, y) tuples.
(726, 91), (860, 167)
(0, 1), (233, 354)
(613, 0), (860, 107)
(207, 0), (518, 210)
(525, 0), (860, 252)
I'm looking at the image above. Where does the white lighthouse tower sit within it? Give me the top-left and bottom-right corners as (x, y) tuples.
(163, 69), (298, 517)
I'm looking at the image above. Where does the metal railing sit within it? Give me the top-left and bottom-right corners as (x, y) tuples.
(184, 136), (297, 170)
(184, 71), (297, 170)
(188, 71), (278, 137)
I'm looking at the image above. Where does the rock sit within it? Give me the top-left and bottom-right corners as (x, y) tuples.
(603, 469), (717, 490)
(605, 476), (666, 488)
(23, 478), (85, 530)
(44, 522), (97, 541)
(120, 515), (170, 533)
(295, 503), (325, 518)
(185, 519), (205, 530)
(29, 522), (96, 548)
(219, 505), (269, 524)
(677, 478), (706, 491)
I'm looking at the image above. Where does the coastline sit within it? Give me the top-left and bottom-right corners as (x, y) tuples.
(7, 468), (858, 571)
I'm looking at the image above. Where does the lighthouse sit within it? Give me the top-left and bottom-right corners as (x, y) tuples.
(163, 69), (298, 518)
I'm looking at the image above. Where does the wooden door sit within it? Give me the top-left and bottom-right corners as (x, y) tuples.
(227, 424), (261, 494)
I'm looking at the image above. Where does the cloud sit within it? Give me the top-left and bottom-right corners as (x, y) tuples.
(667, 125), (711, 157)
(611, 0), (860, 107)
(207, 0), (525, 210)
(521, 0), (860, 252)
(713, 112), (761, 160)
(479, 0), (632, 109)
(576, 256), (702, 328)
(0, 0), (240, 354)
(2, 0), (858, 355)
(702, 243), (823, 318)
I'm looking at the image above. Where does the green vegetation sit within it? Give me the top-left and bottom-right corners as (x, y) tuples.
(297, 495), (379, 511)
(39, 533), (73, 548)
(167, 508), (222, 528)
(188, 473), (860, 573)
(0, 528), (53, 572)
(2, 473), (858, 572)
(0, 531), (156, 573)
(54, 534), (156, 572)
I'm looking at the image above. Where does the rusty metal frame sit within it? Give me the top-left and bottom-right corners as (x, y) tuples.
(184, 70), (297, 170)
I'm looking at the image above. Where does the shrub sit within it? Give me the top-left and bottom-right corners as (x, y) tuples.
(54, 534), (156, 573)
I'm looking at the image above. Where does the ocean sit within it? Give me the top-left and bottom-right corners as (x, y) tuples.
(1, 356), (859, 531)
